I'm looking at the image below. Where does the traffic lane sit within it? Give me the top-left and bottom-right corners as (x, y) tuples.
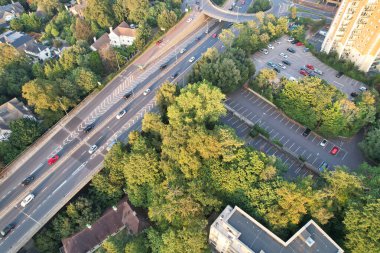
(226, 89), (351, 170)
(221, 111), (316, 179)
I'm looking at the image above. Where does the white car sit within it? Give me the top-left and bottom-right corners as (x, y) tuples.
(260, 49), (269, 55)
(320, 139), (327, 147)
(21, 194), (35, 207)
(267, 44), (274, 49)
(278, 63), (286, 69)
(280, 53), (288, 58)
(189, 56), (195, 63)
(287, 37), (294, 42)
(359, 86), (367, 91)
(89, 145), (98, 154)
(180, 48), (186, 54)
(116, 110), (126, 119)
(143, 88), (151, 95)
(289, 76), (297, 82)
(186, 18), (193, 23)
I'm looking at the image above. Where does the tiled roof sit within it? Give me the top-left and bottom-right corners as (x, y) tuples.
(0, 2), (24, 18)
(90, 33), (110, 51)
(113, 21), (136, 38)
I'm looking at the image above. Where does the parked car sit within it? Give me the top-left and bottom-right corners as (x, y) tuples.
(280, 52), (288, 58)
(282, 60), (291, 66)
(287, 47), (296, 53)
(212, 33), (218, 38)
(273, 67), (281, 73)
(319, 161), (329, 172)
(350, 92), (358, 97)
(180, 48), (186, 54)
(0, 223), (15, 239)
(287, 37), (294, 42)
(289, 77), (297, 82)
(267, 62), (275, 68)
(21, 194), (35, 207)
(299, 70), (308, 76)
(314, 68), (323, 75)
(278, 62), (286, 69)
(186, 18), (193, 23)
(291, 39), (299, 44)
(189, 56), (195, 63)
(21, 176), (35, 186)
(143, 88), (151, 95)
(83, 123), (95, 133)
(359, 86), (367, 91)
(320, 139), (328, 147)
(116, 110), (126, 119)
(123, 92), (132, 99)
(156, 39), (163, 46)
(306, 64), (314, 70)
(330, 146), (340, 155)
(302, 128), (311, 137)
(336, 71), (343, 78)
(48, 155), (59, 165)
(88, 145), (98, 154)
(267, 44), (274, 49)
(260, 48), (269, 54)
(296, 42), (304, 46)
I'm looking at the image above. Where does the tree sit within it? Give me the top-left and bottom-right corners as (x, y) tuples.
(358, 163), (380, 198)
(359, 122), (380, 162)
(70, 67), (99, 95)
(218, 29), (235, 47)
(134, 22), (151, 51)
(84, 0), (115, 28)
(290, 6), (297, 19)
(74, 18), (94, 43)
(8, 118), (43, 149)
(33, 0), (61, 15)
(125, 233), (149, 253)
(126, 0), (150, 24)
(112, 0), (128, 23)
(156, 82), (178, 116)
(10, 13), (43, 32)
(344, 200), (380, 253)
(157, 9), (178, 31)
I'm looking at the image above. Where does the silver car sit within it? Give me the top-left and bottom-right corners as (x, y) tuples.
(21, 194), (35, 207)
(88, 145), (98, 154)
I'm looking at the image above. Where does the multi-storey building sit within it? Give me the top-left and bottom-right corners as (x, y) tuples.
(210, 205), (344, 253)
(321, 0), (380, 72)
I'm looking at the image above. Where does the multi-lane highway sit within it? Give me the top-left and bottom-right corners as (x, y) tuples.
(0, 0), (317, 251)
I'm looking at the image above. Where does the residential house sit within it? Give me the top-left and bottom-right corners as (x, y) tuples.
(68, 0), (87, 18)
(90, 21), (136, 51)
(61, 196), (149, 253)
(0, 2), (24, 27)
(0, 30), (52, 61)
(210, 205), (344, 253)
(0, 98), (36, 141)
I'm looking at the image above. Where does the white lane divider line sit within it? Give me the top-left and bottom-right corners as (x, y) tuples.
(30, 163), (44, 175)
(52, 180), (67, 194)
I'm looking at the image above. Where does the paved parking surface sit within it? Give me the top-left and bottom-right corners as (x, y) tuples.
(222, 111), (316, 179)
(252, 36), (366, 96)
(224, 88), (363, 171)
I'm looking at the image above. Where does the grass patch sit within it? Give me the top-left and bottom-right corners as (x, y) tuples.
(272, 138), (283, 147)
(250, 124), (270, 139)
(299, 156), (306, 162)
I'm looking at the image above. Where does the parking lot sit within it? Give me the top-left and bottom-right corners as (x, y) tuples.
(222, 111), (316, 179)
(224, 88), (364, 171)
(252, 36), (366, 96)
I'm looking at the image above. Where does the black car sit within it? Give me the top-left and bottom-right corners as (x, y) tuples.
(291, 39), (299, 44)
(350, 92), (358, 97)
(21, 175), (35, 186)
(123, 92), (132, 99)
(84, 123), (95, 133)
(160, 63), (168, 70)
(273, 67), (281, 73)
(282, 60), (291, 66)
(336, 71), (343, 78)
(287, 47), (296, 53)
(302, 128), (311, 137)
(171, 72), (179, 79)
(0, 223), (15, 239)
(196, 36), (202, 41)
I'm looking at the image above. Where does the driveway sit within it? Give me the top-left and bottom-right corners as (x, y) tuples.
(252, 36), (367, 96)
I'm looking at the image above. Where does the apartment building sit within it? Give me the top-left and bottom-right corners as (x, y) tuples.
(321, 0), (380, 72)
(209, 205), (344, 253)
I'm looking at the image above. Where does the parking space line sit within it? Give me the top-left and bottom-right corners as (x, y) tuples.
(311, 135), (317, 142)
(236, 122), (246, 129)
(272, 133), (279, 139)
(262, 104), (269, 110)
(284, 139), (289, 145)
(274, 113), (281, 119)
(342, 151), (348, 161)
(294, 146), (300, 153)
(303, 171), (309, 177)
(278, 136), (284, 141)
(257, 101), (264, 107)
(307, 154), (312, 159)
(295, 167), (302, 173)
(266, 146), (273, 153)
(269, 110), (277, 116)
(265, 107), (273, 114)
(241, 125), (248, 132)
(284, 120), (290, 126)
(300, 150), (306, 156)
(280, 117), (285, 122)
(312, 157), (319, 164)
(289, 143), (295, 149)
(246, 111), (253, 117)
(273, 150), (278, 155)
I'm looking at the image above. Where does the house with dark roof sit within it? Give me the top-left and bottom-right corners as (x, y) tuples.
(61, 197), (149, 253)
(90, 21), (136, 51)
(0, 1), (24, 27)
(0, 98), (36, 141)
(210, 205), (344, 253)
(0, 30), (51, 61)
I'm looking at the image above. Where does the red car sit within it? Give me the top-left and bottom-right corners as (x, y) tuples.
(48, 155), (59, 165)
(156, 39), (163, 46)
(212, 33), (218, 38)
(296, 42), (304, 46)
(330, 146), (339, 155)
(299, 70), (308, 76)
(306, 64), (314, 70)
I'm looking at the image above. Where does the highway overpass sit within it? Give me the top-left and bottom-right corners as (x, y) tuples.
(202, 0), (259, 22)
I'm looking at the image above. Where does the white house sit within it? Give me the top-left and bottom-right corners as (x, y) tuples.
(109, 21), (136, 47)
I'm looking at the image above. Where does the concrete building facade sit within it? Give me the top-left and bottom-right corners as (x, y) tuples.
(209, 205), (344, 253)
(321, 0), (380, 72)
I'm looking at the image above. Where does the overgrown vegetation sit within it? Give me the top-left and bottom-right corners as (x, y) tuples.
(248, 0), (271, 13)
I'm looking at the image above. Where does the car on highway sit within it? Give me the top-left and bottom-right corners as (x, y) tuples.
(296, 42), (304, 46)
(287, 47), (296, 53)
(156, 39), (163, 46)
(143, 88), (151, 95)
(21, 175), (35, 186)
(116, 109), (126, 119)
(180, 48), (186, 54)
(350, 92), (358, 97)
(196, 36), (202, 41)
(88, 145), (98, 154)
(282, 60), (291, 66)
(268, 44), (274, 49)
(280, 52), (288, 58)
(300, 70), (308, 76)
(84, 123), (95, 133)
(48, 155), (59, 165)
(21, 193), (35, 207)
(186, 18), (193, 23)
(278, 62), (286, 69)
(160, 63), (168, 70)
(302, 128), (311, 137)
(123, 92), (132, 99)
(306, 64), (314, 70)
(0, 223), (15, 239)
(189, 56), (195, 63)
(330, 146), (339, 155)
(212, 33), (218, 38)
(359, 86), (367, 91)
(319, 161), (329, 172)
(171, 72), (179, 79)
(336, 71), (343, 78)
(320, 139), (327, 147)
